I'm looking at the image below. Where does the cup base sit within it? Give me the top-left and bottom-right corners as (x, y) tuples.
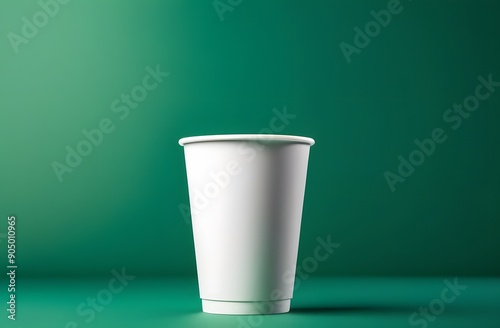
(202, 299), (291, 315)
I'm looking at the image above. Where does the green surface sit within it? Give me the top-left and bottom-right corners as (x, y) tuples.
(5, 277), (500, 328)
(1, 0), (499, 279)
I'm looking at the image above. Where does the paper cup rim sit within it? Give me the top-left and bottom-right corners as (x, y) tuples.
(178, 134), (315, 146)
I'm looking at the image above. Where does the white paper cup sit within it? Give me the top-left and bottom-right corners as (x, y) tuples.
(179, 134), (314, 315)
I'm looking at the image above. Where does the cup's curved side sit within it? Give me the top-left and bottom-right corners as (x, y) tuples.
(182, 140), (312, 314)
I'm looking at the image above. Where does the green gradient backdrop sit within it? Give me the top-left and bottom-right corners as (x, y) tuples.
(1, 0), (499, 278)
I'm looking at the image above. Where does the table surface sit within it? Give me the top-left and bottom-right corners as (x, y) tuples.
(5, 277), (500, 328)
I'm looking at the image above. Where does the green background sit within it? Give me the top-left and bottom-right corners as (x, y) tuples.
(2, 0), (499, 278)
(1, 0), (499, 327)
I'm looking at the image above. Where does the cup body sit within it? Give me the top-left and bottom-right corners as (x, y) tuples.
(179, 134), (314, 315)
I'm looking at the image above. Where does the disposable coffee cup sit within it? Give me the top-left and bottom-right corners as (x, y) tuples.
(179, 134), (314, 315)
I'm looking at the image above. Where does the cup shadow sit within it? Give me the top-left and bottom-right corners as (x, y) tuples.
(291, 304), (416, 314)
